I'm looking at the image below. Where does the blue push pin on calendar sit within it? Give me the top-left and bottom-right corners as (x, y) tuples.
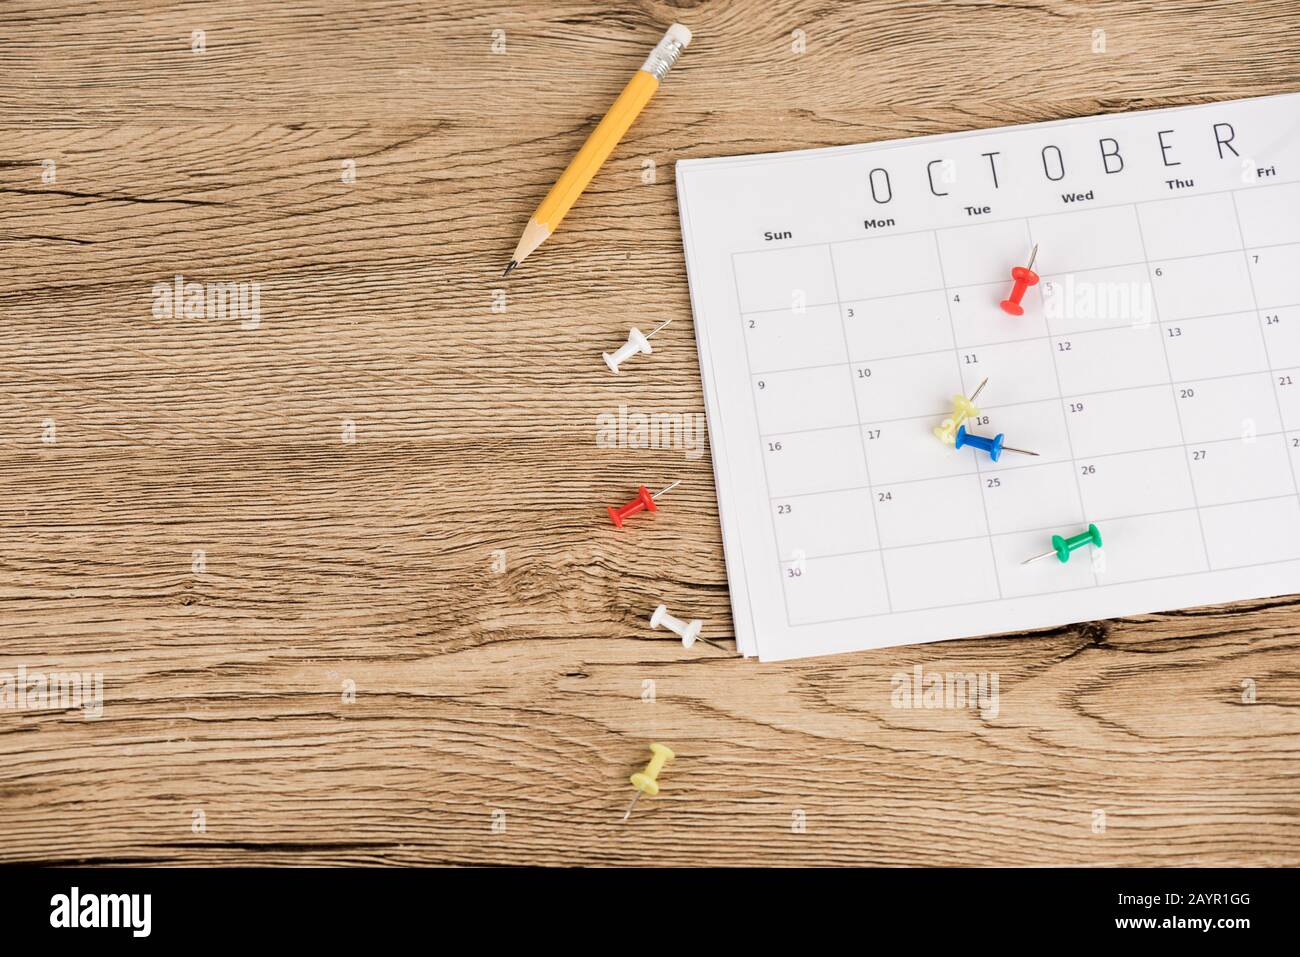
(954, 425), (1039, 462)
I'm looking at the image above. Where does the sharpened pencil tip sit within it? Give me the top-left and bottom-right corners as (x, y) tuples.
(502, 260), (517, 279)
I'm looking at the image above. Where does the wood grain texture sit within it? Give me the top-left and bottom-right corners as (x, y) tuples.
(2, 0), (1299, 867)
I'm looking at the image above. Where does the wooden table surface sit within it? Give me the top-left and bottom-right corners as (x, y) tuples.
(3, 0), (1299, 867)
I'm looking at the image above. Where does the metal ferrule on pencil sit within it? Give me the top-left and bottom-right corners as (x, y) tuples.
(641, 25), (691, 79)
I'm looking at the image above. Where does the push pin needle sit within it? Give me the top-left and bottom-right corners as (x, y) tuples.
(652, 479), (680, 499)
(646, 318), (673, 339)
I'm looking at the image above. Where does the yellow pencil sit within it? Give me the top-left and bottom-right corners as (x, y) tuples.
(503, 23), (692, 277)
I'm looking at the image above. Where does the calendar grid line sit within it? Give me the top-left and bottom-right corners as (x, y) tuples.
(751, 333), (1051, 375)
(786, 552), (1300, 628)
(759, 431), (1300, 496)
(750, 341), (1300, 395)
(740, 279), (1300, 321)
(729, 176), (1300, 263)
(764, 426), (1299, 496)
(728, 250), (798, 630)
(1229, 190), (1300, 505)
(1028, 217), (1098, 586)
(758, 367), (1299, 438)
(942, 240), (1300, 289)
(776, 491), (1298, 564)
(826, 243), (894, 613)
(932, 229), (1003, 599)
(743, 239), (1300, 314)
(1132, 201), (1213, 569)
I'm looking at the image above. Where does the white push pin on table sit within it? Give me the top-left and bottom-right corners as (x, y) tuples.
(603, 319), (672, 374)
(650, 603), (726, 651)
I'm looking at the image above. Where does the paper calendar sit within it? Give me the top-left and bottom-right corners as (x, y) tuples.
(676, 92), (1300, 661)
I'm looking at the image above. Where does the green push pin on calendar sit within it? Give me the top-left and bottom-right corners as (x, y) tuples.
(1022, 523), (1103, 565)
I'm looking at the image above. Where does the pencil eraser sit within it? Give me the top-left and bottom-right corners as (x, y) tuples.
(666, 23), (692, 48)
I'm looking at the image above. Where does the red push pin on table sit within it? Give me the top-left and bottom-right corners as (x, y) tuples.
(607, 480), (680, 528)
(999, 243), (1040, 316)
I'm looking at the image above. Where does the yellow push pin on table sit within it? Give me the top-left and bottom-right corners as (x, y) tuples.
(933, 377), (988, 445)
(622, 743), (674, 822)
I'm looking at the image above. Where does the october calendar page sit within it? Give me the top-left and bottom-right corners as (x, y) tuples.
(677, 92), (1300, 661)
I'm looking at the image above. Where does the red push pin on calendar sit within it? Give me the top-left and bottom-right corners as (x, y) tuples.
(999, 244), (1040, 316)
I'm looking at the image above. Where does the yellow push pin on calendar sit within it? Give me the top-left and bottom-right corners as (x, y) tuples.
(622, 743), (674, 822)
(933, 377), (988, 445)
